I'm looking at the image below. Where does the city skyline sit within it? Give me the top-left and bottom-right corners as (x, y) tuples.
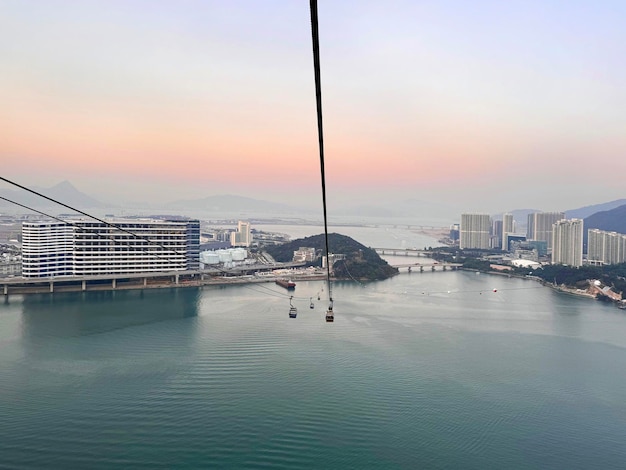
(2, 1), (626, 213)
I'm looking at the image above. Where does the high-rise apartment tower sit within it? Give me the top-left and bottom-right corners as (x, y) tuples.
(460, 214), (491, 250)
(528, 212), (565, 252)
(551, 219), (583, 267)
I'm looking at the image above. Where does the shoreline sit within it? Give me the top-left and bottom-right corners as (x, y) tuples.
(461, 267), (599, 301)
(1, 268), (607, 304)
(1, 273), (330, 296)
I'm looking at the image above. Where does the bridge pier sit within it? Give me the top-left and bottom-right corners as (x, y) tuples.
(82, 280), (86, 291)
(49, 282), (54, 293)
(112, 279), (116, 289)
(143, 277), (148, 287)
(175, 274), (179, 285)
(3, 284), (7, 296)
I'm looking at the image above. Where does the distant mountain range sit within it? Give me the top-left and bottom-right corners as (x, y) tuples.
(2, 181), (625, 229)
(0, 180), (109, 209)
(165, 195), (305, 215)
(0, 181), (318, 216)
(0, 181), (459, 220)
(497, 200), (626, 229)
(566, 199), (626, 219)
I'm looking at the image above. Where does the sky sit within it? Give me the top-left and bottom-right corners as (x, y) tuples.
(1, 0), (626, 215)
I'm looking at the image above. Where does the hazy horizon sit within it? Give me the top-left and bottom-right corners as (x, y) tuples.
(2, 1), (625, 214)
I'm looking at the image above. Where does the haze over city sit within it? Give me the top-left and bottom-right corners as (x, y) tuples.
(2, 1), (625, 214)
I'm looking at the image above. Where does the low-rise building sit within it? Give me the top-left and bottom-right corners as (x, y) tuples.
(293, 247), (316, 263)
(0, 254), (21, 277)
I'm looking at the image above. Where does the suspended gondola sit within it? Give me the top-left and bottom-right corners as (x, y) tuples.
(288, 295), (298, 318)
(325, 302), (334, 322)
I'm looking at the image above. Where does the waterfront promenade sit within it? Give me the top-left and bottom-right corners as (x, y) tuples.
(0, 269), (321, 296)
(1, 261), (459, 296)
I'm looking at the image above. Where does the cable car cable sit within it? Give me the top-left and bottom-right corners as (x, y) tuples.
(309, 0), (334, 320)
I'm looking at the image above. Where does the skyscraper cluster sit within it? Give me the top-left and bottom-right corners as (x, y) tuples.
(460, 211), (587, 268)
(461, 213), (516, 250)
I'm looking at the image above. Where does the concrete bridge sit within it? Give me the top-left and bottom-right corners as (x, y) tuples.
(390, 262), (461, 273)
(375, 247), (436, 257)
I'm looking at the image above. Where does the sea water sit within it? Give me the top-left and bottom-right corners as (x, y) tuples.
(1, 226), (626, 469)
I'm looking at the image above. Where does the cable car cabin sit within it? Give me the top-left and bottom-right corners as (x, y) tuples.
(309, 297), (314, 309)
(325, 306), (334, 322)
(288, 295), (297, 318)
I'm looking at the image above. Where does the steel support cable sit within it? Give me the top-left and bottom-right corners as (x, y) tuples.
(309, 0), (333, 311)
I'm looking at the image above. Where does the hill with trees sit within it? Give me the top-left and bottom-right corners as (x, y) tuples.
(263, 233), (398, 281)
(515, 262), (626, 299)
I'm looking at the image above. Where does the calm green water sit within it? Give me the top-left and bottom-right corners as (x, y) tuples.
(1, 271), (626, 469)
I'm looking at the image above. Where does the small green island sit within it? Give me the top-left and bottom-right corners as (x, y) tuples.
(263, 233), (398, 281)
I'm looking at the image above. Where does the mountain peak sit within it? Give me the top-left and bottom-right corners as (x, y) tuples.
(50, 180), (79, 192)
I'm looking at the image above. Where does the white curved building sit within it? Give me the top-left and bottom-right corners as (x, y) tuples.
(22, 218), (200, 278)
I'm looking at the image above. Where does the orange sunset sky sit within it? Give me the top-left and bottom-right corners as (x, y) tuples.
(2, 1), (626, 213)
